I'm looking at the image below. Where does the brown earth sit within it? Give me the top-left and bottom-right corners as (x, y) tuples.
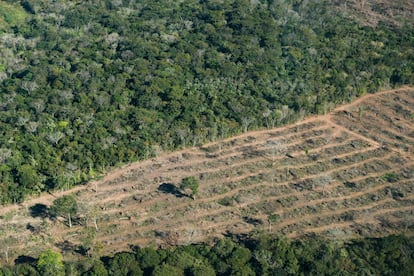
(332, 0), (414, 27)
(0, 87), (413, 263)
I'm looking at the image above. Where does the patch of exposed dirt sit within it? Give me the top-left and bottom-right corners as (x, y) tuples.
(332, 0), (414, 27)
(0, 87), (413, 263)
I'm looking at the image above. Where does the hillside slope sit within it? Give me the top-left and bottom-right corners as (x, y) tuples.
(1, 0), (413, 205)
(1, 87), (413, 262)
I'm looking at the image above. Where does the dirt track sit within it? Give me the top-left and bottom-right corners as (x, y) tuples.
(0, 87), (413, 262)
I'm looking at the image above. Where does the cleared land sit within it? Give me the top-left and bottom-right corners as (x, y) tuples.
(0, 87), (413, 262)
(333, 0), (414, 27)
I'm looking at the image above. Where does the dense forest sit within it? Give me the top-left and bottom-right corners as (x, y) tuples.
(1, 0), (414, 274)
(0, 0), (412, 204)
(1, 234), (413, 275)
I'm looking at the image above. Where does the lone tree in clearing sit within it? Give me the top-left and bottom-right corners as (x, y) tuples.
(180, 176), (199, 200)
(50, 195), (78, 228)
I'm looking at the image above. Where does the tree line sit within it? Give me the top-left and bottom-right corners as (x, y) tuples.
(1, 233), (413, 275)
(0, 0), (413, 204)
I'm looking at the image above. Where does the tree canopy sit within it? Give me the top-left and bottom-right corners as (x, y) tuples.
(1, 234), (413, 275)
(50, 195), (78, 228)
(36, 250), (64, 276)
(180, 176), (199, 199)
(0, 0), (412, 205)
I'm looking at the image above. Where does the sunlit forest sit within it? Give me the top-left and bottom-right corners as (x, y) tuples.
(0, 0), (413, 274)
(1, 0), (412, 204)
(1, 234), (413, 275)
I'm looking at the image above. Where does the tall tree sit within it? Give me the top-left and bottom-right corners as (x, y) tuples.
(180, 176), (199, 200)
(50, 195), (78, 228)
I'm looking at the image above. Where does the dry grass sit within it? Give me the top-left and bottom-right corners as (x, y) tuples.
(332, 0), (414, 27)
(0, 87), (413, 263)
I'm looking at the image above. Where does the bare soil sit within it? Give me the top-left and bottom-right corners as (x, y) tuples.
(332, 0), (414, 27)
(0, 87), (413, 263)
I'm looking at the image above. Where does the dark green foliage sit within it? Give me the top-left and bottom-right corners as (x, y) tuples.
(108, 252), (143, 276)
(17, 164), (42, 194)
(207, 238), (254, 275)
(0, 0), (413, 205)
(250, 235), (299, 275)
(135, 247), (162, 271)
(50, 195), (78, 227)
(382, 173), (399, 182)
(10, 263), (39, 276)
(0, 266), (13, 276)
(347, 235), (414, 275)
(187, 264), (216, 276)
(298, 240), (349, 275)
(152, 264), (183, 276)
(179, 176), (199, 199)
(1, 234), (413, 275)
(82, 259), (108, 276)
(293, 235), (414, 275)
(165, 251), (200, 272)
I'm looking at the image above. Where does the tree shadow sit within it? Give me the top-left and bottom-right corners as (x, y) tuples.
(158, 183), (185, 198)
(76, 245), (90, 256)
(26, 223), (37, 233)
(223, 231), (250, 243)
(14, 255), (37, 265)
(242, 216), (264, 226)
(29, 203), (49, 218)
(55, 240), (78, 252)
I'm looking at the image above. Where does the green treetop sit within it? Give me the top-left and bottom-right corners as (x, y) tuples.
(50, 195), (78, 228)
(180, 176), (199, 200)
(37, 250), (64, 276)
